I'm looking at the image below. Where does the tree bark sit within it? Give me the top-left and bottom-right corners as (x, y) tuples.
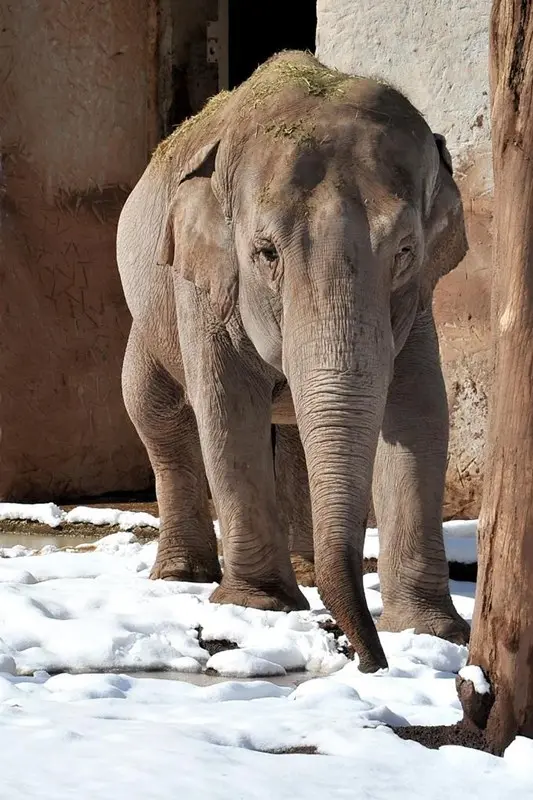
(458, 0), (533, 754)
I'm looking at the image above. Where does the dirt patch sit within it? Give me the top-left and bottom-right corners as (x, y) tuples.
(263, 745), (318, 755)
(393, 722), (488, 752)
(0, 518), (159, 544)
(257, 724), (490, 756)
(197, 626), (239, 659)
(318, 619), (354, 659)
(0, 498), (217, 543)
(197, 620), (353, 664)
(362, 556), (477, 583)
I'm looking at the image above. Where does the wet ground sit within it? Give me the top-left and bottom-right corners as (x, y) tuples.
(0, 500), (160, 544)
(133, 670), (313, 688)
(0, 531), (102, 550)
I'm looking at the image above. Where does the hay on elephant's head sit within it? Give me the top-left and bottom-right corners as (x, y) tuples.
(152, 89), (233, 163)
(152, 51), (352, 164)
(245, 50), (349, 107)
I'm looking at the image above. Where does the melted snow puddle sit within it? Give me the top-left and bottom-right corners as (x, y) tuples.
(0, 532), (96, 551)
(134, 670), (313, 688)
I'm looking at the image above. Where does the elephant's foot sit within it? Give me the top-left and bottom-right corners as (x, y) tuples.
(210, 579), (309, 612)
(377, 599), (470, 645)
(150, 553), (222, 583)
(290, 553), (316, 587)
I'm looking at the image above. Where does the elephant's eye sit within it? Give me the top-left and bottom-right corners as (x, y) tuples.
(393, 243), (415, 288)
(396, 243), (414, 264)
(253, 240), (279, 267)
(258, 244), (278, 264)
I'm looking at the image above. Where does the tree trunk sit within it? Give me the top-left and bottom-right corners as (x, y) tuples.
(458, 0), (533, 754)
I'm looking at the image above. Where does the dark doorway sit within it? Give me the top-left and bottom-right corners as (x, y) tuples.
(228, 0), (317, 90)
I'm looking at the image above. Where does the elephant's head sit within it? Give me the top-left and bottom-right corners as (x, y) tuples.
(158, 57), (468, 671)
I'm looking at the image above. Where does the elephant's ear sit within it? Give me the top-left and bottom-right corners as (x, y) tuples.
(420, 133), (468, 310)
(157, 141), (238, 323)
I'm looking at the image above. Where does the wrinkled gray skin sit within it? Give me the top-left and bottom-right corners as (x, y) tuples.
(117, 51), (469, 672)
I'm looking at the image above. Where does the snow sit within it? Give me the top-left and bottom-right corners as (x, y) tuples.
(459, 665), (491, 694)
(66, 505), (160, 530)
(0, 502), (161, 531)
(206, 649), (287, 677)
(0, 537), (349, 676)
(0, 668), (530, 798)
(0, 534), (475, 677)
(0, 519), (529, 797)
(504, 737), (533, 775)
(0, 502), (477, 559)
(364, 520), (477, 563)
(0, 502), (65, 528)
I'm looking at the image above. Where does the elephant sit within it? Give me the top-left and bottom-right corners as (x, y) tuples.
(117, 50), (470, 673)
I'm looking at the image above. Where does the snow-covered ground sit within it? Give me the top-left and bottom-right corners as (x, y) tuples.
(0, 501), (160, 533)
(0, 507), (530, 798)
(0, 501), (479, 562)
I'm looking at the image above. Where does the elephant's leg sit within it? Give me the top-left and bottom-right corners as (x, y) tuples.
(122, 327), (220, 583)
(373, 310), (469, 644)
(177, 307), (307, 612)
(274, 425), (315, 586)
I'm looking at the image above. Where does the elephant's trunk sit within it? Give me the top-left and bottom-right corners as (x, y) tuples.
(285, 300), (392, 672)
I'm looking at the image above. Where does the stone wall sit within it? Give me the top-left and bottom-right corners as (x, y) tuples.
(316, 0), (493, 518)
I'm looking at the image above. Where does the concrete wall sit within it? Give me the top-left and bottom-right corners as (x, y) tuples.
(0, 0), (159, 500)
(317, 0), (493, 518)
(0, 0), (230, 502)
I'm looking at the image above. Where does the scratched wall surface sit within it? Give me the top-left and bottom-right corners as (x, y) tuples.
(0, 1), (157, 500)
(317, 0), (493, 519)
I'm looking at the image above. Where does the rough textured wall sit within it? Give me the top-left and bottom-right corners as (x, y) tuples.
(0, 0), (158, 500)
(317, 0), (492, 518)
